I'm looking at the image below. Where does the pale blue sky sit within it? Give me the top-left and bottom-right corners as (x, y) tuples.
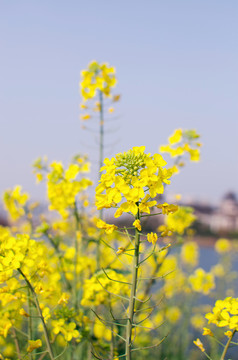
(0, 0), (237, 204)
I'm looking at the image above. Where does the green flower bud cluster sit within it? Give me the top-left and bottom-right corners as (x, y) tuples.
(115, 150), (146, 179)
(55, 307), (76, 320)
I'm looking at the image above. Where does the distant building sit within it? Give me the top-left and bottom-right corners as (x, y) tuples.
(184, 192), (238, 234)
(210, 193), (238, 232)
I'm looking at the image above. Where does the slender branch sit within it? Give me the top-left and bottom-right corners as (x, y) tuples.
(18, 269), (55, 360)
(11, 328), (22, 360)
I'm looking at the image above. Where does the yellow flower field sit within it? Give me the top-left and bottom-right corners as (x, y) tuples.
(0, 61), (237, 360)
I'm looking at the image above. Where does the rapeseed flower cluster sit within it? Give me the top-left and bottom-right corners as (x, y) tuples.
(80, 61), (117, 101)
(160, 128), (201, 164)
(206, 297), (238, 330)
(3, 186), (29, 221)
(33, 156), (92, 218)
(189, 268), (215, 295)
(165, 206), (196, 235)
(96, 146), (172, 217)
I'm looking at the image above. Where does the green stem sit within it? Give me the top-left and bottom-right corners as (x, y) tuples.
(220, 330), (236, 360)
(99, 90), (104, 176)
(97, 90), (104, 270)
(18, 269), (55, 360)
(11, 328), (22, 360)
(27, 288), (33, 360)
(126, 213), (140, 360)
(46, 233), (72, 291)
(74, 202), (80, 310)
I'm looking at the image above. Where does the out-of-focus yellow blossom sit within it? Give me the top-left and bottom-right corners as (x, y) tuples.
(165, 206), (196, 235)
(27, 339), (42, 353)
(2, 343), (14, 357)
(147, 232), (158, 245)
(116, 247), (126, 255)
(96, 147), (171, 216)
(215, 238), (231, 254)
(160, 129), (201, 162)
(158, 255), (177, 280)
(108, 107), (114, 113)
(181, 241), (199, 267)
(58, 293), (70, 305)
(19, 308), (30, 317)
(113, 94), (121, 102)
(96, 219), (118, 234)
(36, 173), (44, 183)
(225, 330), (233, 337)
(33, 156), (92, 219)
(46, 160), (92, 218)
(3, 186), (29, 220)
(211, 264), (225, 277)
(163, 270), (187, 298)
(81, 270), (129, 307)
(193, 338), (205, 352)
(133, 219), (141, 231)
(154, 311), (164, 326)
(202, 327), (214, 336)
(0, 316), (13, 338)
(206, 297), (238, 330)
(189, 268), (215, 295)
(191, 314), (205, 329)
(166, 306), (181, 323)
(158, 224), (173, 237)
(168, 129), (183, 145)
(80, 61), (117, 101)
(94, 319), (112, 341)
(157, 203), (178, 215)
(80, 114), (91, 120)
(80, 103), (88, 109)
(52, 319), (80, 342)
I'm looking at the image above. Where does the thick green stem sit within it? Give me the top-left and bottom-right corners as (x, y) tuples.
(220, 330), (236, 360)
(18, 269), (55, 360)
(126, 215), (140, 360)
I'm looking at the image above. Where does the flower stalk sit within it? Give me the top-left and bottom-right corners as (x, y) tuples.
(18, 269), (55, 360)
(97, 89), (104, 270)
(220, 330), (236, 360)
(126, 211), (140, 360)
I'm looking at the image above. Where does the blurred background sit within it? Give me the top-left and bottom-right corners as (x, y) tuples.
(0, 0), (237, 207)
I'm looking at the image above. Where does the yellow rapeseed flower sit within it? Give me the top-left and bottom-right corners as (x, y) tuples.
(3, 186), (29, 220)
(133, 219), (141, 231)
(147, 232), (158, 245)
(202, 327), (214, 336)
(96, 219), (118, 234)
(27, 339), (42, 353)
(193, 338), (205, 352)
(80, 61), (117, 101)
(181, 241), (199, 267)
(157, 202), (178, 215)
